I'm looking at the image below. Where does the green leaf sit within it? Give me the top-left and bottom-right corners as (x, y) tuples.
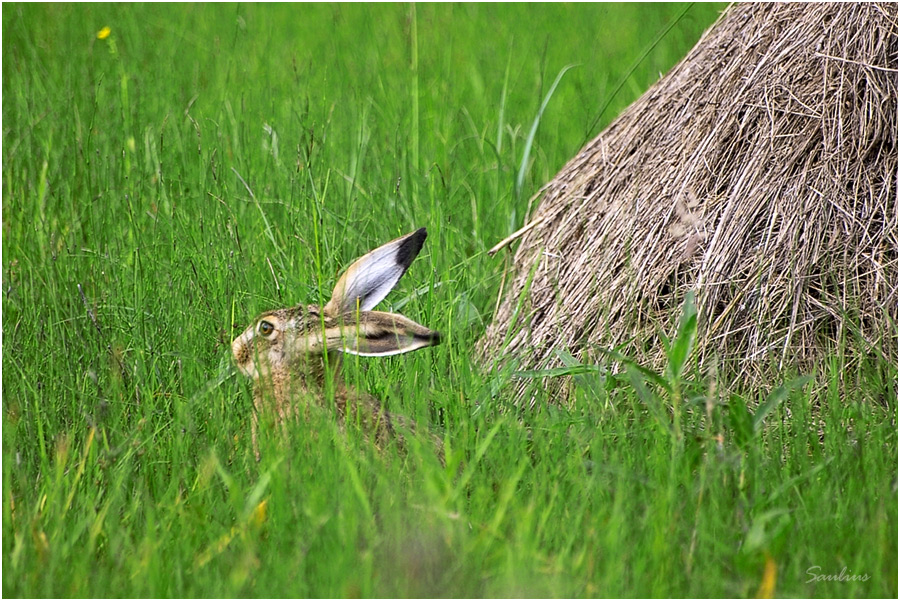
(597, 348), (671, 393)
(555, 348), (607, 403)
(666, 291), (697, 384)
(728, 394), (754, 449)
(627, 365), (674, 437)
(752, 375), (813, 432)
(742, 508), (792, 555)
(514, 364), (603, 379)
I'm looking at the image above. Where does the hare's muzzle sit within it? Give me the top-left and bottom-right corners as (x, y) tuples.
(231, 328), (258, 379)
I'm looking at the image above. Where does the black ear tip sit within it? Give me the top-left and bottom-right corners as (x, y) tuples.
(410, 227), (427, 246)
(396, 228), (428, 267)
(413, 329), (441, 346)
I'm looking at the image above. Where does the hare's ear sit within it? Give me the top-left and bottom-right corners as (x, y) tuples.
(324, 228), (428, 316)
(336, 311), (441, 357)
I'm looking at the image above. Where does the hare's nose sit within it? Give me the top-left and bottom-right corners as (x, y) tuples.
(231, 331), (256, 370)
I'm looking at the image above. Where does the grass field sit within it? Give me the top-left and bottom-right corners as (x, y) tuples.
(3, 3), (897, 598)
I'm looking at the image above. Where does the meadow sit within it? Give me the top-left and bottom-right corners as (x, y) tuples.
(3, 3), (896, 597)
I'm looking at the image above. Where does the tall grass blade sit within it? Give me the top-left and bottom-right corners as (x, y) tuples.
(666, 291), (697, 384)
(752, 375), (813, 432)
(515, 64), (577, 198)
(626, 365), (674, 438)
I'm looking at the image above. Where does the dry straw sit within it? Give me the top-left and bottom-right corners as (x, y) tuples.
(479, 3), (897, 404)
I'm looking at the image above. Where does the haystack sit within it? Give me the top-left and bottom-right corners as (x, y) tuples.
(478, 3), (897, 404)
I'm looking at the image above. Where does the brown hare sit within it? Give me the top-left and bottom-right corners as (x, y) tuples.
(232, 228), (441, 459)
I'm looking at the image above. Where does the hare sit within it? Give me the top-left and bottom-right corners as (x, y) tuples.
(232, 228), (441, 458)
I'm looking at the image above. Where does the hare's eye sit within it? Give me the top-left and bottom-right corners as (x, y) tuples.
(258, 320), (275, 337)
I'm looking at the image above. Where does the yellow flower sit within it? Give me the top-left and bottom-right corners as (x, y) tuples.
(97, 26), (111, 40)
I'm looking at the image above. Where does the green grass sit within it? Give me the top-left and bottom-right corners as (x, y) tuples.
(3, 3), (896, 598)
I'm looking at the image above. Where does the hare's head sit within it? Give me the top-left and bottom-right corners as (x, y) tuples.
(232, 228), (441, 393)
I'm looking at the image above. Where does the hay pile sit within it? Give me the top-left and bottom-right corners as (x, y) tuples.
(478, 3), (897, 404)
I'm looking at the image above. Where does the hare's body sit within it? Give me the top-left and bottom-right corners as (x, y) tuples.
(232, 228), (440, 458)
